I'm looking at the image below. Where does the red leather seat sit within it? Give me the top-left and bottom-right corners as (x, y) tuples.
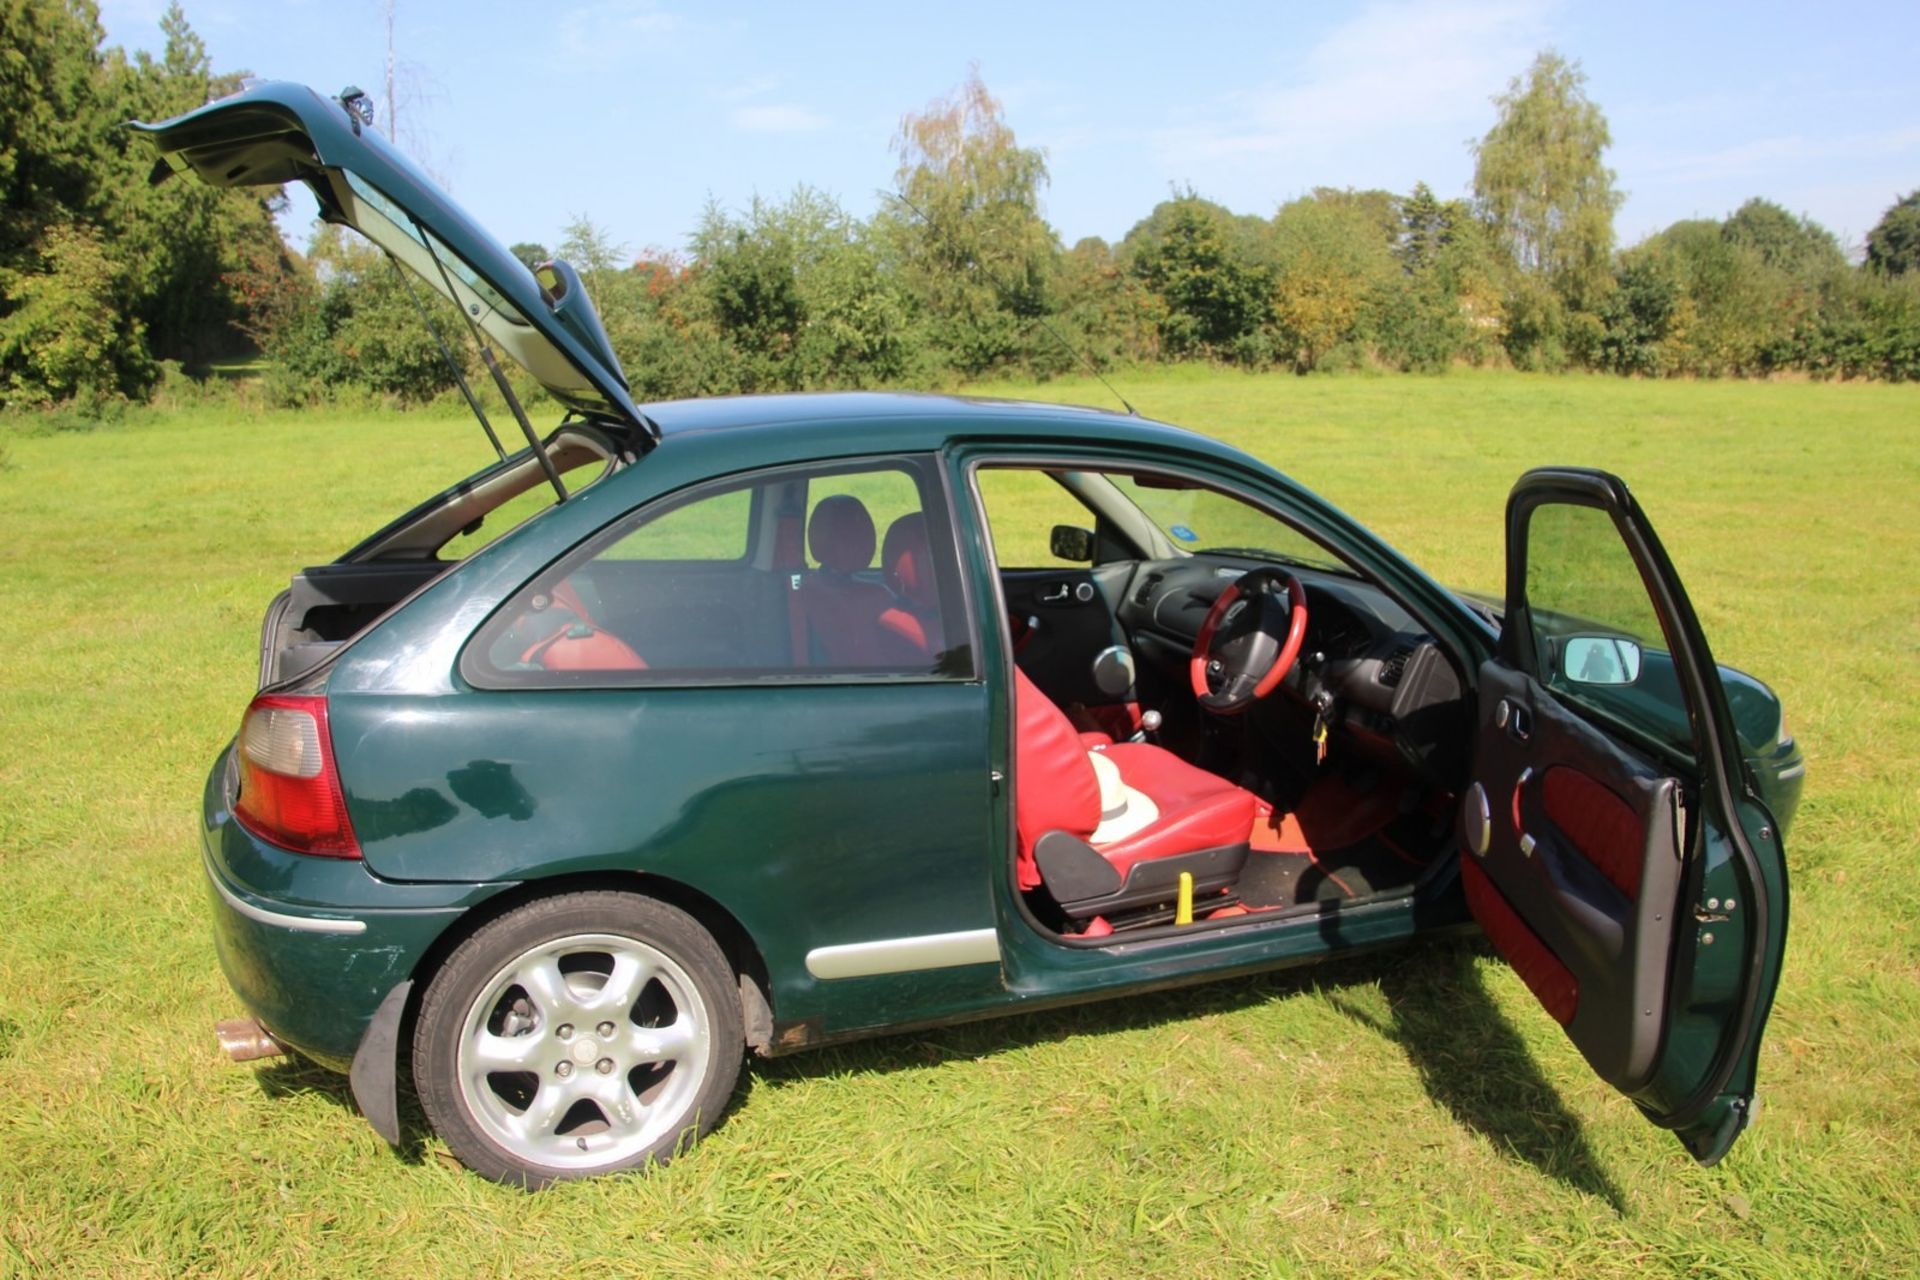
(519, 579), (648, 671)
(1012, 666), (1256, 891)
(878, 513), (944, 656)
(793, 496), (925, 667)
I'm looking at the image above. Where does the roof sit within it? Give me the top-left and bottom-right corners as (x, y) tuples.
(639, 390), (1146, 435)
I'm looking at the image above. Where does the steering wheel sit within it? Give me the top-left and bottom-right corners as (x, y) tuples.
(1189, 567), (1309, 715)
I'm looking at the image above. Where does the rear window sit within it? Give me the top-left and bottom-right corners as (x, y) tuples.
(436, 445), (612, 561)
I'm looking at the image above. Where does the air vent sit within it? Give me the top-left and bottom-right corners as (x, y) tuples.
(1134, 573), (1163, 606)
(1379, 646), (1414, 687)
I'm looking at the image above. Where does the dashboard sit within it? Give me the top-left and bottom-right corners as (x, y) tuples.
(1114, 556), (1468, 783)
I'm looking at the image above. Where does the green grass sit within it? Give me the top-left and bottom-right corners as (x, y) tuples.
(2, 368), (1917, 1277)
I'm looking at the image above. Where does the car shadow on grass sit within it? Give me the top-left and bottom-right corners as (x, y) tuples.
(744, 935), (1624, 1211)
(243, 938), (1620, 1203)
(1321, 942), (1627, 1212)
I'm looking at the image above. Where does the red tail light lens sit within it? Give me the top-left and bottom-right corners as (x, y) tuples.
(233, 695), (361, 858)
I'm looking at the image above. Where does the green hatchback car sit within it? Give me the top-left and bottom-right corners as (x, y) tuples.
(142, 84), (1800, 1188)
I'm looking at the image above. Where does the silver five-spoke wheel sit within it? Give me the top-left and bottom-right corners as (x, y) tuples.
(415, 892), (743, 1187)
(457, 933), (711, 1171)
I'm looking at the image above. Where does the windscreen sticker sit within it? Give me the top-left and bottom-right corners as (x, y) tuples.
(1170, 524), (1199, 543)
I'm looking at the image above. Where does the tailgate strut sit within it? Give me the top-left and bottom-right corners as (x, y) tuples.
(388, 256), (506, 462)
(412, 215), (569, 502)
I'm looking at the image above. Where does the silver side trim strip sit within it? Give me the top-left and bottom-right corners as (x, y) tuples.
(203, 846), (367, 936)
(1776, 763), (1805, 780)
(805, 927), (1000, 980)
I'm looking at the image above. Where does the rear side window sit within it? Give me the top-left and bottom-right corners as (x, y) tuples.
(464, 455), (974, 686)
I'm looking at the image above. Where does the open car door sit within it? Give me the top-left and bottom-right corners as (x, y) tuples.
(1460, 467), (1788, 1165)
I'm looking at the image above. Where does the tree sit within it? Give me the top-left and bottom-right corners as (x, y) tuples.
(885, 68), (1055, 375)
(1267, 191), (1398, 372)
(1721, 198), (1846, 280)
(0, 219), (152, 405)
(100, 3), (287, 367)
(0, 0), (287, 405)
(1380, 184), (1505, 370)
(1867, 190), (1920, 276)
(557, 214), (627, 314)
(1124, 193), (1271, 359)
(1472, 51), (1620, 313)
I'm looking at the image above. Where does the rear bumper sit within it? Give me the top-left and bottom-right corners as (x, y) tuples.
(200, 745), (500, 1069)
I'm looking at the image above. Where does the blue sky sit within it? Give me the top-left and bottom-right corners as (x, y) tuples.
(100, 0), (1919, 260)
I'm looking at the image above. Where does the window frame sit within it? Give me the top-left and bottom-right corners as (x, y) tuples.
(460, 451), (980, 691)
(1506, 488), (1703, 772)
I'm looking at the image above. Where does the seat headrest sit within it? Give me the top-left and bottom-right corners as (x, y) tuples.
(808, 495), (875, 573)
(881, 513), (934, 606)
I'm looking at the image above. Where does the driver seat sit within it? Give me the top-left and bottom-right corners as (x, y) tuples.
(1013, 667), (1256, 915)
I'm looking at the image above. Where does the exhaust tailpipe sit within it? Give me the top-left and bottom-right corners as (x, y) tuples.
(216, 1017), (288, 1063)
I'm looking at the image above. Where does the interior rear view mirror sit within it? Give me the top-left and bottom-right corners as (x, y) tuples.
(1561, 635), (1643, 686)
(1050, 525), (1095, 563)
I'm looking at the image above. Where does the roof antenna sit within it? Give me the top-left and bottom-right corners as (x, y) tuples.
(884, 190), (1139, 418)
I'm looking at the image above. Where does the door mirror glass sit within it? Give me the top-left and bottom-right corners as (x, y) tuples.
(1049, 524), (1095, 563)
(1561, 635), (1642, 686)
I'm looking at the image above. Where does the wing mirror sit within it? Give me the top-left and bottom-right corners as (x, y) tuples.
(1561, 635), (1643, 686)
(1049, 525), (1095, 563)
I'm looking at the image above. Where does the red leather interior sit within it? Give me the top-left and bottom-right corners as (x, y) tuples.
(878, 513), (943, 656)
(518, 580), (649, 672)
(1096, 743), (1259, 876)
(1462, 858), (1579, 1025)
(881, 513), (935, 610)
(1540, 765), (1644, 899)
(1013, 667), (1258, 889)
(794, 497), (924, 666)
(1249, 773), (1400, 854)
(528, 626), (649, 671)
(1012, 666), (1103, 888)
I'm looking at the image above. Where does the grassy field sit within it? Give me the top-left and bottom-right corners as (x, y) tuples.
(1, 368), (1916, 1277)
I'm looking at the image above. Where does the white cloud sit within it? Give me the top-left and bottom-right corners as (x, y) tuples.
(556, 0), (688, 61)
(1150, 0), (1552, 181)
(715, 75), (784, 104)
(1626, 126), (1920, 185)
(731, 103), (829, 133)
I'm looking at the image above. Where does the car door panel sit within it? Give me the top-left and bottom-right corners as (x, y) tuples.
(1463, 466), (1787, 1165)
(1469, 660), (1684, 1090)
(1001, 566), (1130, 707)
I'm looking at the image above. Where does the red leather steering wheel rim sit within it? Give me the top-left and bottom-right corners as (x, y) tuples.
(1188, 571), (1309, 708)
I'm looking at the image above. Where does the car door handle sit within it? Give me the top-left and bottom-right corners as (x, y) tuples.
(1038, 581), (1097, 605)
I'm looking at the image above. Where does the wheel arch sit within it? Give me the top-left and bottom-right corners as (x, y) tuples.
(407, 870), (776, 1054)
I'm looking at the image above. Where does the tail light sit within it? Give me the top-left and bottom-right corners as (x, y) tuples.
(232, 695), (361, 858)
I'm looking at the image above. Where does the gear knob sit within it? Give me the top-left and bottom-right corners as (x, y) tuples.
(1140, 710), (1163, 733)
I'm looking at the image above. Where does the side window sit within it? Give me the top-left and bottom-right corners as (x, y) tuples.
(976, 469), (1098, 568)
(1523, 502), (1688, 758)
(465, 456), (973, 685)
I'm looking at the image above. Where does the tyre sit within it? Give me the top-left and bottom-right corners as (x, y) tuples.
(412, 891), (743, 1188)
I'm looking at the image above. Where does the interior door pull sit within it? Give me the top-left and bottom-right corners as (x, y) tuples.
(1039, 583), (1071, 603)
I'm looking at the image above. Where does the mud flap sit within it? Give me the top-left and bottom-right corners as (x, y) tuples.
(348, 980), (412, 1147)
